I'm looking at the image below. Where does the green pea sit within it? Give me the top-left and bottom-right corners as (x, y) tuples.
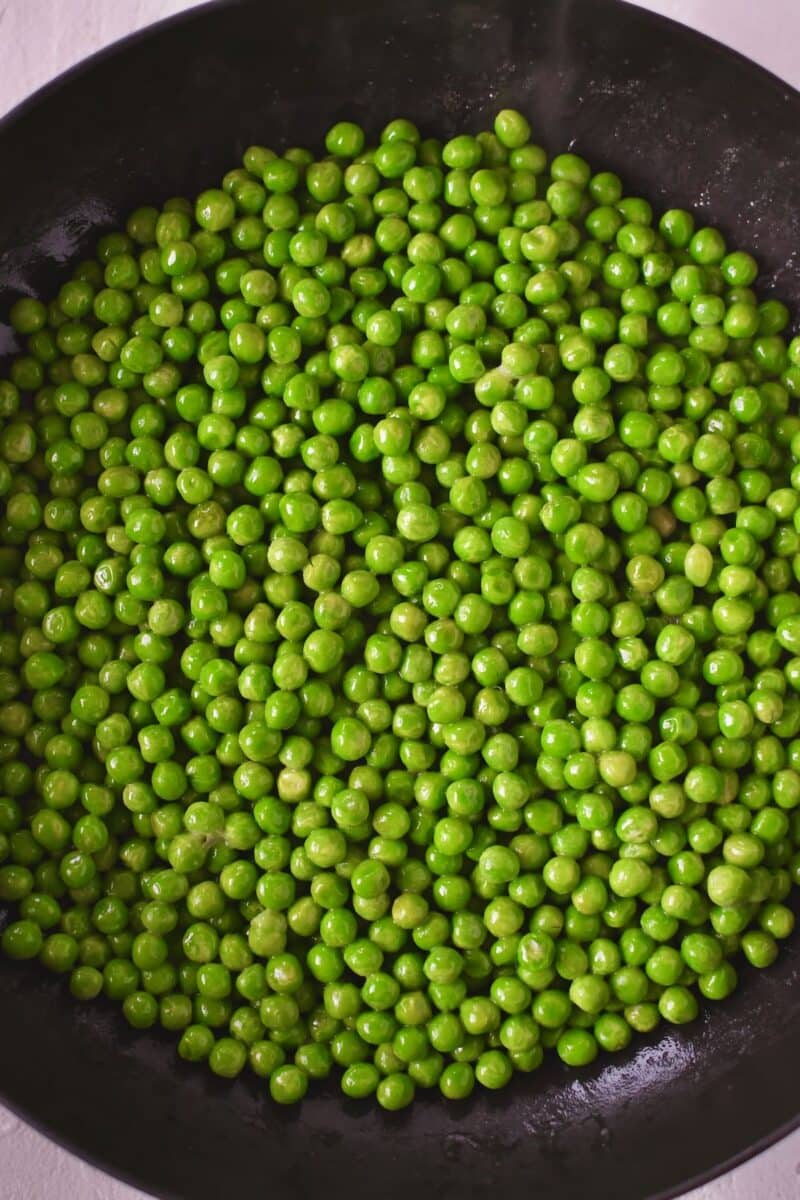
(1, 107), (800, 1111)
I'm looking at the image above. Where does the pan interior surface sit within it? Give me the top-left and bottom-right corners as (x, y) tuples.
(1, 2), (800, 1199)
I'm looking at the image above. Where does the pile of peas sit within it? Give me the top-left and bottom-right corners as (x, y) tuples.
(1, 108), (800, 1110)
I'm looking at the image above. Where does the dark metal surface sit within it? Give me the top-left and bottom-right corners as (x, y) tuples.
(1, 2), (800, 1198)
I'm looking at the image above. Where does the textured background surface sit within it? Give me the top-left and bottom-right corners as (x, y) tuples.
(0, 1), (798, 1196)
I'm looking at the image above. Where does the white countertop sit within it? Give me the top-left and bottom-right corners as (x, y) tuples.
(1, 1), (799, 1197)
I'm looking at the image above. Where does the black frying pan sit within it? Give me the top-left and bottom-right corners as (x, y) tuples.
(1, 2), (800, 1197)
